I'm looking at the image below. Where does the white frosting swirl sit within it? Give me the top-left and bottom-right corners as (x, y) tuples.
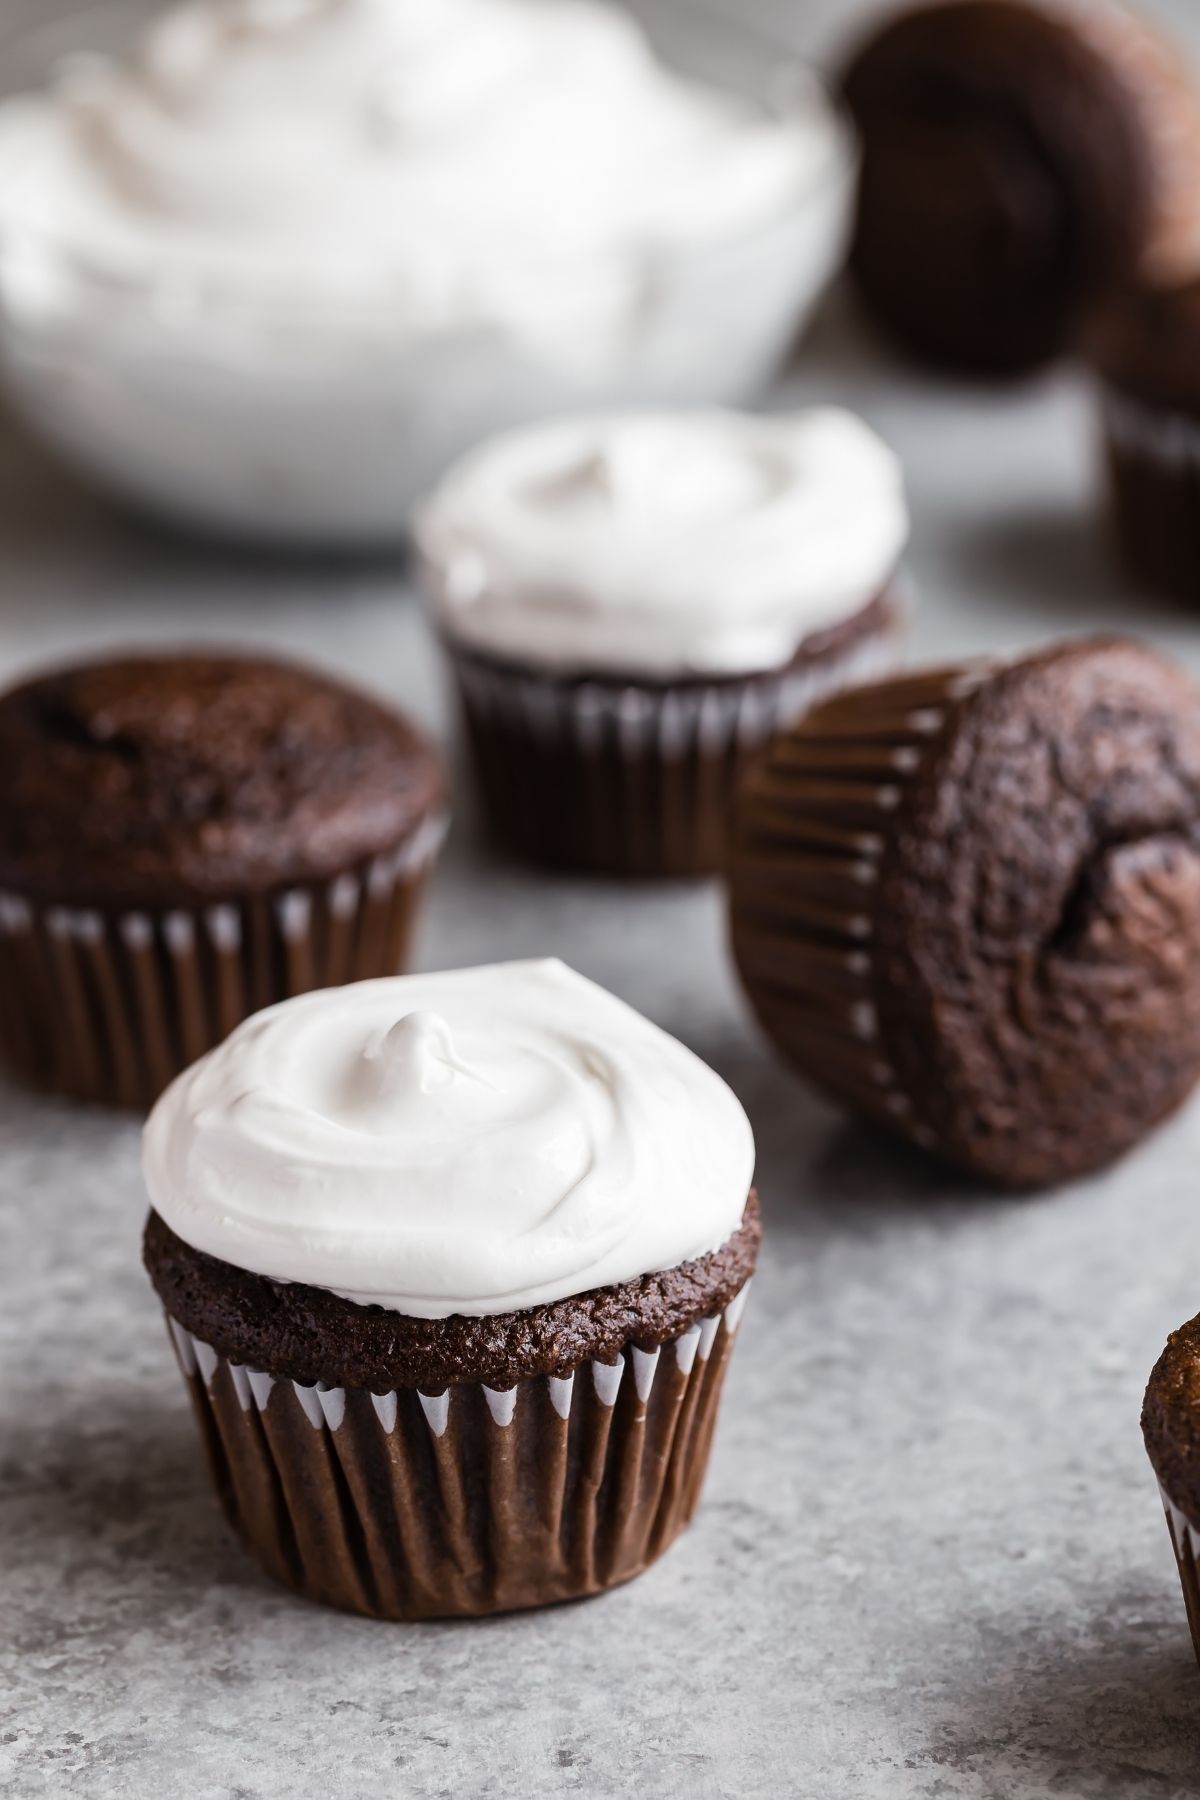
(142, 959), (755, 1319)
(0, 0), (841, 355)
(416, 407), (909, 677)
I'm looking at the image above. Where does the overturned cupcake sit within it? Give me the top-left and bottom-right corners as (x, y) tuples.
(1089, 278), (1200, 602)
(416, 407), (909, 877)
(0, 653), (446, 1107)
(841, 0), (1200, 376)
(143, 959), (760, 1619)
(1143, 1316), (1200, 1666)
(729, 637), (1200, 1188)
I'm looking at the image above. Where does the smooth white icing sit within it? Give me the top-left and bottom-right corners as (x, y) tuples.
(417, 407), (909, 677)
(142, 959), (755, 1319)
(0, 0), (839, 356)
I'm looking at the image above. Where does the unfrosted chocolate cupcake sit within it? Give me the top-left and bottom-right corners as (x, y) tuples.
(1089, 278), (1200, 601)
(142, 959), (759, 1620)
(729, 637), (1200, 1188)
(1143, 1317), (1200, 1666)
(0, 652), (447, 1107)
(841, 0), (1200, 376)
(416, 407), (909, 878)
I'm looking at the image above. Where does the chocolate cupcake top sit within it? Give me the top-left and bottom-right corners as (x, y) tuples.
(143, 1196), (760, 1389)
(1088, 278), (1200, 417)
(143, 958), (756, 1325)
(732, 637), (1200, 1188)
(415, 408), (908, 679)
(0, 652), (445, 908)
(1144, 1317), (1200, 1528)
(841, 0), (1200, 375)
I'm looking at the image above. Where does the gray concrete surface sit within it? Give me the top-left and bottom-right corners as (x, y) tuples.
(5, 3), (1200, 1795)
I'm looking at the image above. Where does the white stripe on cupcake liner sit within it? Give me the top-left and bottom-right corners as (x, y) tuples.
(1160, 1483), (1200, 1557)
(592, 1358), (625, 1406)
(697, 1315), (721, 1362)
(370, 1391), (398, 1433)
(724, 1282), (752, 1336)
(0, 893), (32, 932)
(483, 1385), (518, 1427)
(548, 1373), (575, 1420)
(674, 1325), (702, 1377)
(204, 905), (242, 952)
(247, 1369), (275, 1412)
(1104, 387), (1200, 473)
(45, 907), (104, 945)
(291, 1381), (325, 1430)
(418, 1391), (450, 1438)
(227, 1363), (253, 1412)
(165, 1295), (746, 1437)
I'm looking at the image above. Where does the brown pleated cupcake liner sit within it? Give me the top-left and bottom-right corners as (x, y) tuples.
(449, 609), (905, 879)
(1157, 1486), (1200, 1668)
(729, 664), (990, 1145)
(0, 811), (447, 1109)
(1101, 384), (1200, 601)
(163, 1280), (752, 1621)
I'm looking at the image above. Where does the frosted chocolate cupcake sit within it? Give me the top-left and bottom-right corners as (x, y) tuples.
(1143, 1317), (1200, 1666)
(1089, 278), (1200, 602)
(841, 0), (1200, 375)
(416, 407), (909, 878)
(0, 653), (446, 1107)
(729, 638), (1200, 1188)
(142, 959), (759, 1620)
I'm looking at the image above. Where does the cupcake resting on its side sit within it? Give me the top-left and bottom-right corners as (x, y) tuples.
(1143, 1317), (1200, 1667)
(416, 406), (909, 877)
(0, 653), (446, 1107)
(1089, 278), (1200, 603)
(729, 636), (1200, 1189)
(841, 0), (1200, 376)
(142, 959), (759, 1619)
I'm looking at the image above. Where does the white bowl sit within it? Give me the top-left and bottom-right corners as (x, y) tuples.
(0, 2), (857, 547)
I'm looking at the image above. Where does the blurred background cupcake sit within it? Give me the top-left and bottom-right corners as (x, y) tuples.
(840, 0), (1200, 377)
(1088, 277), (1200, 603)
(417, 404), (910, 878)
(0, 651), (447, 1107)
(0, 0), (855, 545)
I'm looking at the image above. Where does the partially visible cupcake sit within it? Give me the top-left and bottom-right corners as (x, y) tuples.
(1088, 278), (1200, 602)
(1144, 1317), (1200, 1667)
(0, 652), (447, 1107)
(841, 0), (1200, 376)
(142, 958), (759, 1620)
(415, 407), (909, 877)
(729, 637), (1200, 1188)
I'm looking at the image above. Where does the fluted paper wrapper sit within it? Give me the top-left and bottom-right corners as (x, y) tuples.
(730, 666), (987, 1146)
(0, 813), (445, 1108)
(1158, 1486), (1200, 1668)
(1101, 385), (1200, 602)
(163, 1282), (751, 1621)
(450, 615), (903, 879)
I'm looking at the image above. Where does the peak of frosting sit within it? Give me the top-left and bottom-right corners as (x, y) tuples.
(142, 959), (755, 1319)
(417, 407), (910, 677)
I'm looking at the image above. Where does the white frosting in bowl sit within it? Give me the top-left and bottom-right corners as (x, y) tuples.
(0, 0), (839, 352)
(417, 406), (910, 678)
(142, 959), (755, 1319)
(0, 0), (855, 542)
